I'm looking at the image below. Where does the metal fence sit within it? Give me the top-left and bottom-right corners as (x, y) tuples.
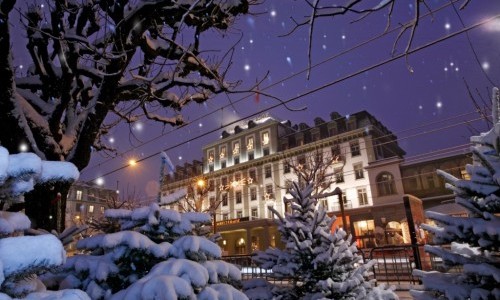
(222, 244), (461, 287)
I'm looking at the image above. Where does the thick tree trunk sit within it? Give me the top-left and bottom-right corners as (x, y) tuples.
(24, 182), (70, 232)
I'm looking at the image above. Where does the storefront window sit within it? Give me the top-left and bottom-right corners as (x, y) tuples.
(353, 220), (375, 248)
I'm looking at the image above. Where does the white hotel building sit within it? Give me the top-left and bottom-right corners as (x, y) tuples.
(162, 111), (408, 255)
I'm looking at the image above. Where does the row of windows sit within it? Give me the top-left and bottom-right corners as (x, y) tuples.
(208, 132), (270, 164)
(221, 207), (260, 221)
(216, 184), (274, 207)
(74, 203), (105, 214)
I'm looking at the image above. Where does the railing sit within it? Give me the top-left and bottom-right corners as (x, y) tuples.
(222, 255), (291, 285)
(330, 201), (352, 211)
(222, 244), (461, 287)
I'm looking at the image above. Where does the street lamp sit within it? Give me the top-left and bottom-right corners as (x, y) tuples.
(197, 179), (205, 189)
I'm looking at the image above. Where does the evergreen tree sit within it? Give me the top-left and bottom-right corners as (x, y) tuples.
(251, 182), (397, 300)
(44, 203), (247, 299)
(411, 88), (500, 299)
(0, 146), (86, 299)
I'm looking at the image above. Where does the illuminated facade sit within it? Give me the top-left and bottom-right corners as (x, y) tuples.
(162, 111), (412, 252)
(65, 182), (117, 228)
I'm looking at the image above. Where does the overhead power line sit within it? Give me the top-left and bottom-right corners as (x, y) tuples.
(88, 13), (500, 182)
(84, 0), (462, 172)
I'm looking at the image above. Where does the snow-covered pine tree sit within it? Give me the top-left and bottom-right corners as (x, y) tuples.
(44, 203), (248, 299)
(250, 181), (397, 300)
(0, 146), (87, 299)
(411, 88), (500, 299)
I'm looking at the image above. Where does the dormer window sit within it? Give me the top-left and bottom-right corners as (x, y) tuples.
(220, 146), (227, 159)
(262, 132), (270, 146)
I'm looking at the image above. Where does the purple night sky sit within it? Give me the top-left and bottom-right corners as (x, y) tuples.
(12, 1), (496, 200)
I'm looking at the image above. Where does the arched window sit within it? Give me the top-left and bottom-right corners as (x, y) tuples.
(377, 172), (396, 196)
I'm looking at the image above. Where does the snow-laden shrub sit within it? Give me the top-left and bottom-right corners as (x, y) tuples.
(43, 203), (247, 299)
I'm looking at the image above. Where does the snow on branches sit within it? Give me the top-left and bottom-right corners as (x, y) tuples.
(249, 181), (397, 300)
(411, 87), (500, 300)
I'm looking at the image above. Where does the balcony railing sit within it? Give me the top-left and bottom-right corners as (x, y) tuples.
(330, 200), (352, 212)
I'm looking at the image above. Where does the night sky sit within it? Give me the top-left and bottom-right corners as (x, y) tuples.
(13, 1), (498, 200)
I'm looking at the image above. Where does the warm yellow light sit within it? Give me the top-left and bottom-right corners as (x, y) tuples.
(129, 159), (137, 166)
(231, 180), (239, 188)
(197, 179), (205, 188)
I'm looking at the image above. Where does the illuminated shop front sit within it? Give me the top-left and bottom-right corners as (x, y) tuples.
(215, 217), (283, 256)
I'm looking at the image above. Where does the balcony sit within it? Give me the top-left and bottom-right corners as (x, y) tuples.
(330, 200), (352, 212)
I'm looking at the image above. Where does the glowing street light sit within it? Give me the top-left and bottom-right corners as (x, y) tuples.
(197, 179), (205, 188)
(129, 159), (137, 166)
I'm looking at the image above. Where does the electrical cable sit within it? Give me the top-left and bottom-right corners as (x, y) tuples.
(87, 13), (500, 182)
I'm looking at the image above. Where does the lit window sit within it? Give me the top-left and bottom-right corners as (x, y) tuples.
(100, 206), (105, 213)
(283, 161), (290, 174)
(357, 188), (368, 206)
(377, 172), (396, 196)
(234, 173), (241, 182)
(331, 144), (341, 157)
(350, 140), (361, 157)
(262, 132), (270, 145)
(249, 169), (257, 182)
(220, 146), (227, 159)
(247, 137), (254, 150)
(88, 205), (94, 213)
(335, 168), (344, 183)
(265, 184), (274, 199)
(354, 163), (364, 179)
(76, 190), (82, 201)
(233, 142), (240, 155)
(460, 169), (470, 180)
(208, 150), (214, 164)
(265, 165), (272, 178)
(250, 187), (257, 201)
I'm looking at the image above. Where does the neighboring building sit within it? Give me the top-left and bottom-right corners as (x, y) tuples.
(401, 152), (472, 215)
(65, 181), (118, 228)
(162, 111), (411, 253)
